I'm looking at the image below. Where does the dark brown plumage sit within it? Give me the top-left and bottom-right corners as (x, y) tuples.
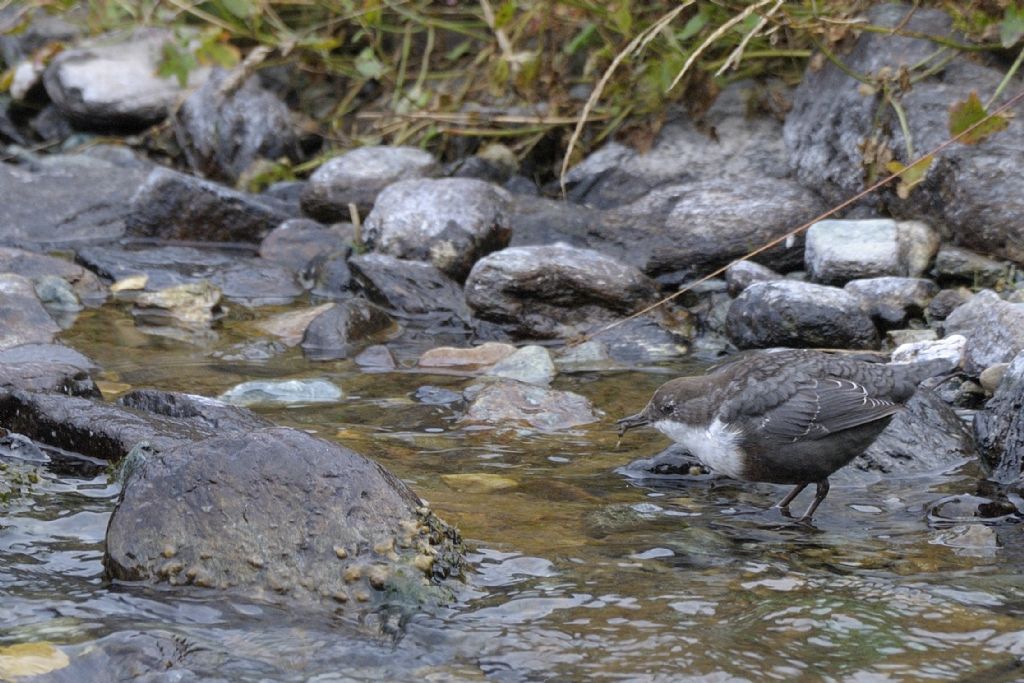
(618, 349), (952, 522)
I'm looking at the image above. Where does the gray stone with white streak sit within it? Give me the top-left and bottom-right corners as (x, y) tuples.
(943, 289), (1024, 375)
(805, 219), (939, 284)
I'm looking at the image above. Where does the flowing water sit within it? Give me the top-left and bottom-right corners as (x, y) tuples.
(3, 304), (1024, 681)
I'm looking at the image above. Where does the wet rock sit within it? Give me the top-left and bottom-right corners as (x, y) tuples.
(301, 146), (439, 221)
(928, 493), (1020, 526)
(616, 443), (703, 482)
(256, 303), (335, 347)
(0, 246), (107, 306)
(785, 4), (1024, 263)
(554, 340), (618, 372)
(928, 288), (972, 321)
(218, 379), (343, 407)
(485, 345), (555, 386)
(349, 253), (470, 322)
(417, 342), (516, 370)
(933, 246), (1013, 288)
(593, 313), (692, 363)
(929, 523), (1000, 558)
(974, 350), (1024, 481)
(725, 280), (879, 350)
(0, 154), (148, 249)
(35, 275), (83, 318)
(841, 389), (975, 480)
(413, 385), (463, 405)
(362, 178), (512, 280)
(258, 219), (352, 275)
(441, 472), (517, 493)
(174, 69), (301, 184)
(0, 343), (95, 371)
(300, 299), (398, 361)
(126, 167), (293, 243)
(0, 391), (233, 460)
(725, 260), (783, 296)
(805, 219), (938, 284)
(308, 250), (354, 299)
(943, 290), (1024, 375)
(104, 426), (465, 603)
(0, 274), (60, 349)
(210, 340), (287, 363)
(0, 358), (98, 398)
(354, 345), (397, 371)
(77, 244), (303, 307)
(132, 282), (222, 328)
(460, 380), (599, 431)
(562, 82), (792, 208)
(117, 389), (273, 432)
(43, 29), (208, 130)
(465, 244), (657, 339)
(844, 276), (938, 329)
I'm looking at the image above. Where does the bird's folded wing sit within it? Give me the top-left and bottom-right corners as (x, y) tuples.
(748, 378), (901, 442)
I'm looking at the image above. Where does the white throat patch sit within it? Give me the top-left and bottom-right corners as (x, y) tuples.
(653, 417), (747, 480)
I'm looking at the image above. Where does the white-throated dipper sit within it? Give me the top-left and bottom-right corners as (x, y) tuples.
(617, 348), (955, 522)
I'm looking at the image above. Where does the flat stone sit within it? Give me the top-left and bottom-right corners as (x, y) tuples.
(125, 166), (293, 243)
(257, 303), (335, 347)
(354, 345), (397, 370)
(132, 281), (222, 328)
(805, 219), (938, 284)
(349, 253), (470, 322)
(933, 246), (1012, 288)
(485, 345), (556, 386)
(43, 28), (208, 130)
(362, 178), (512, 280)
(301, 146), (440, 221)
(0, 154), (148, 249)
(0, 274), (60, 350)
(417, 342), (517, 369)
(725, 280), (879, 350)
(0, 246), (107, 306)
(943, 289), (1024, 375)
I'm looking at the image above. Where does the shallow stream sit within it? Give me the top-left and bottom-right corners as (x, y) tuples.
(3, 304), (1024, 681)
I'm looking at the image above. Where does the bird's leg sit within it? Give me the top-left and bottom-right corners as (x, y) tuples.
(798, 479), (831, 523)
(775, 482), (808, 517)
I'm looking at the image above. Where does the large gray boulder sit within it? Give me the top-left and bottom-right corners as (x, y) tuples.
(726, 280), (879, 349)
(301, 146), (439, 221)
(0, 274), (60, 350)
(349, 252), (471, 322)
(174, 69), (301, 184)
(465, 244), (658, 339)
(362, 178), (512, 280)
(974, 350), (1024, 481)
(0, 154), (149, 249)
(105, 427), (464, 604)
(844, 276), (938, 329)
(943, 289), (1024, 375)
(785, 4), (1024, 263)
(43, 29), (208, 130)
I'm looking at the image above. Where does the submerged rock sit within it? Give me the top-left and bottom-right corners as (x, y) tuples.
(132, 281), (222, 328)
(460, 380), (599, 431)
(725, 280), (879, 350)
(485, 345), (556, 386)
(301, 146), (439, 221)
(300, 299), (398, 361)
(362, 178), (512, 280)
(417, 342), (517, 370)
(465, 244), (657, 339)
(104, 427), (465, 605)
(218, 379), (343, 406)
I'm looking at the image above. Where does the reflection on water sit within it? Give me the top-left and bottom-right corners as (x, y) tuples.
(1, 305), (1023, 680)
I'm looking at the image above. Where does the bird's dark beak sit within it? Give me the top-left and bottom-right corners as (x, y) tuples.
(616, 411), (649, 437)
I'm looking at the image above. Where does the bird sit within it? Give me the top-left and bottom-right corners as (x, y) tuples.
(616, 348), (955, 523)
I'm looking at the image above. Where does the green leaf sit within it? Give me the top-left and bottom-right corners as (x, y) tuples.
(564, 23), (596, 55)
(949, 92), (1010, 144)
(1001, 3), (1024, 48)
(677, 8), (708, 42)
(494, 0), (517, 29)
(156, 41), (197, 88)
(610, 0), (632, 35)
(197, 41), (240, 68)
(354, 47), (385, 80)
(886, 155), (934, 199)
(217, 0), (255, 20)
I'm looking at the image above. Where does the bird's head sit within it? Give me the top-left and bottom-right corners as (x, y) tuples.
(616, 375), (713, 437)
